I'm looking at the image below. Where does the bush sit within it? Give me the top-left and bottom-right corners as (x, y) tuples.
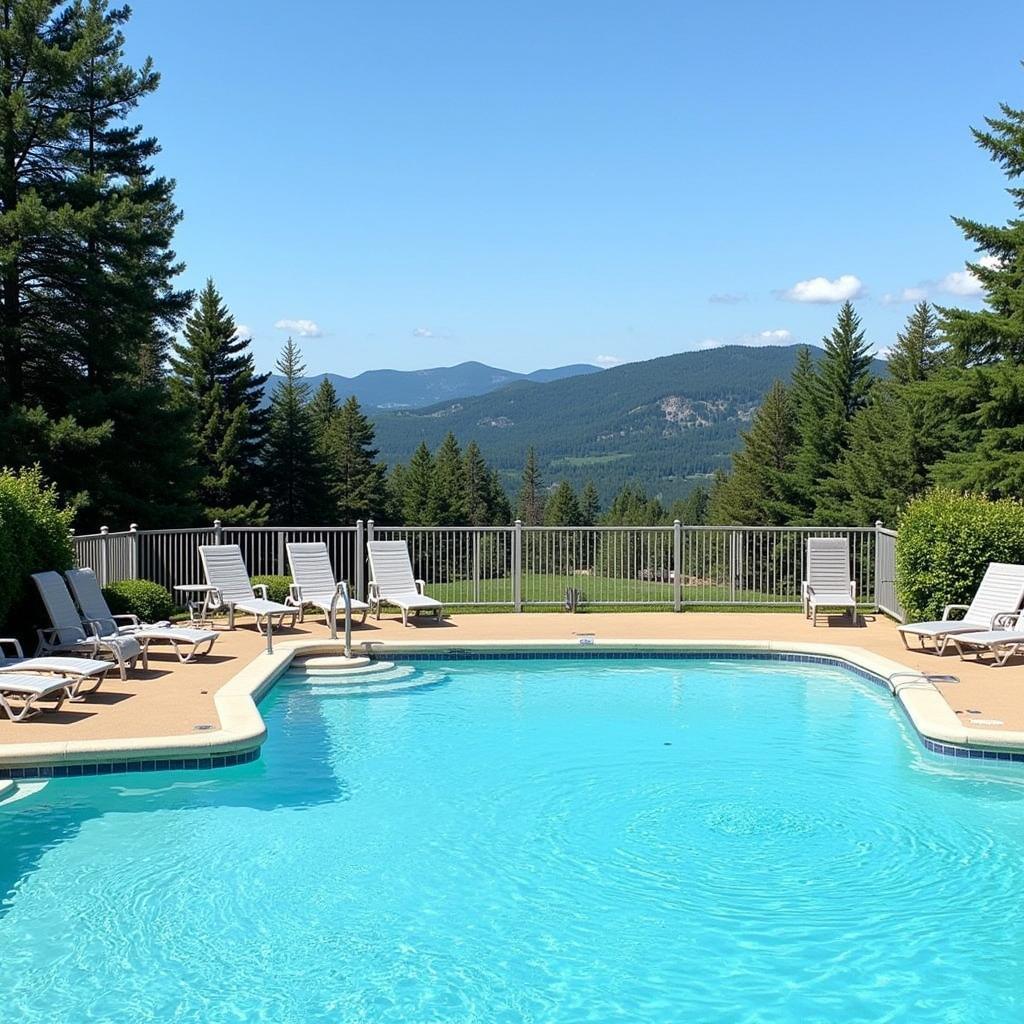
(896, 490), (1024, 621)
(251, 574), (292, 604)
(0, 466), (75, 636)
(103, 579), (174, 624)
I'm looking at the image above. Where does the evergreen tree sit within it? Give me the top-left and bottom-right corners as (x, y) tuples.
(0, 1), (196, 525)
(708, 380), (799, 525)
(326, 396), (387, 523)
(673, 486), (709, 525)
(462, 441), (492, 525)
(580, 480), (600, 526)
(929, 90), (1024, 496)
(308, 378), (339, 441)
(170, 281), (268, 523)
(544, 481), (581, 525)
(603, 484), (665, 525)
(791, 304), (874, 522)
(517, 447), (545, 525)
(431, 433), (465, 524)
(402, 442), (435, 524)
(888, 301), (945, 384)
(262, 339), (324, 524)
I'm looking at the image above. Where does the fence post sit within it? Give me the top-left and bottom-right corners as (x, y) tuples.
(129, 523), (139, 580)
(213, 519), (223, 545)
(277, 529), (286, 575)
(367, 518), (375, 543)
(473, 529), (481, 604)
(729, 529), (737, 603)
(673, 520), (682, 612)
(355, 519), (365, 601)
(874, 519), (883, 613)
(99, 526), (110, 587)
(69, 528), (76, 567)
(513, 519), (523, 612)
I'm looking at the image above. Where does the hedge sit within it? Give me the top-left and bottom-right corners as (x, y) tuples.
(103, 579), (175, 624)
(251, 574), (292, 604)
(896, 490), (1024, 622)
(0, 466), (75, 637)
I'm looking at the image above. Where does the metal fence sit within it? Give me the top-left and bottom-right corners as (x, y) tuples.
(71, 520), (904, 619)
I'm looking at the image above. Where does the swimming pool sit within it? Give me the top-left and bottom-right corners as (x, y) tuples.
(1, 656), (1022, 1022)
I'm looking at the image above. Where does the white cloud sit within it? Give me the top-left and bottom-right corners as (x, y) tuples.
(881, 287), (928, 305)
(595, 354), (623, 367)
(780, 274), (863, 303)
(938, 255), (1000, 297)
(412, 327), (434, 338)
(754, 329), (794, 344)
(233, 324), (252, 339)
(274, 318), (323, 337)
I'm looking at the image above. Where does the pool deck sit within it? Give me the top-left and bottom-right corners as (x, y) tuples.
(2, 611), (1024, 769)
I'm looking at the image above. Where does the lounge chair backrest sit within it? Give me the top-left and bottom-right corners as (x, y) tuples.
(65, 568), (119, 636)
(199, 545), (257, 603)
(806, 537), (852, 592)
(965, 562), (1024, 624)
(32, 571), (88, 645)
(287, 543), (337, 600)
(367, 541), (418, 596)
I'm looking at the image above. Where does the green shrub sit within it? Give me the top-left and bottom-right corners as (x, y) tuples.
(251, 574), (292, 604)
(0, 466), (75, 636)
(103, 579), (174, 624)
(896, 490), (1024, 621)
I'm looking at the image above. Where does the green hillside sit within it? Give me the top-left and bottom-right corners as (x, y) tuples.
(370, 345), (872, 505)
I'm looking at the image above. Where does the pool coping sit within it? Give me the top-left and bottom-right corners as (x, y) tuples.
(1, 638), (1022, 777)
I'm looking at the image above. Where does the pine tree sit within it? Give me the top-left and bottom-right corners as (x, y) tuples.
(308, 378), (339, 441)
(462, 441), (492, 525)
(929, 90), (1024, 496)
(791, 304), (874, 522)
(580, 480), (600, 526)
(708, 380), (799, 525)
(544, 481), (581, 525)
(517, 447), (545, 525)
(431, 433), (465, 524)
(402, 442), (435, 524)
(673, 486), (709, 525)
(326, 396), (387, 523)
(170, 281), (268, 523)
(263, 339), (324, 524)
(888, 301), (945, 384)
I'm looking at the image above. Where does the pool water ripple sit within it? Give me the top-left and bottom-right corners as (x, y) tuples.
(1, 657), (1023, 1023)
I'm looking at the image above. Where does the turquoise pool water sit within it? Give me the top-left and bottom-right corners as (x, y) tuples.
(1, 656), (1023, 1022)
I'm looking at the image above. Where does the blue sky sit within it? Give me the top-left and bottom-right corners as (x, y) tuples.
(124, 1), (1024, 375)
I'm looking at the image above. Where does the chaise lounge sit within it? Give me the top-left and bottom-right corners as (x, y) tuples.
(0, 672), (75, 721)
(286, 542), (369, 635)
(803, 537), (857, 626)
(366, 540), (443, 626)
(897, 561), (1024, 654)
(199, 544), (298, 633)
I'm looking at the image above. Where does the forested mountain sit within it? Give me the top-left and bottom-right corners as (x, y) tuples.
(264, 360), (600, 410)
(368, 346), (883, 505)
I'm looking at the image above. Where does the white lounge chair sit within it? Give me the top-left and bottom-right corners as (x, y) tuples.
(898, 562), (1024, 654)
(366, 540), (443, 626)
(32, 571), (145, 680)
(199, 544), (298, 633)
(803, 537), (857, 625)
(0, 672), (74, 721)
(0, 637), (111, 696)
(65, 568), (217, 664)
(949, 609), (1024, 666)
(285, 543), (369, 634)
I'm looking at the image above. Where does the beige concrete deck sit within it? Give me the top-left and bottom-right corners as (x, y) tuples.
(2, 610), (1023, 748)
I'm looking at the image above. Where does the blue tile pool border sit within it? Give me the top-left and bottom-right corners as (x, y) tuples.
(0, 746), (259, 781)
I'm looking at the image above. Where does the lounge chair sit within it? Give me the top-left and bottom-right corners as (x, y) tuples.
(32, 571), (145, 680)
(285, 542), (369, 634)
(366, 540), (443, 626)
(0, 637), (111, 696)
(65, 568), (217, 664)
(803, 537), (857, 625)
(898, 562), (1024, 654)
(199, 544), (298, 633)
(0, 672), (74, 721)
(949, 609), (1024, 666)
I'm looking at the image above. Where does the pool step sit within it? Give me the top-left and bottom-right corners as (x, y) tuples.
(298, 655), (398, 678)
(0, 780), (48, 806)
(308, 666), (444, 695)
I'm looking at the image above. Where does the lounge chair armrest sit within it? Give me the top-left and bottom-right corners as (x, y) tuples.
(206, 587), (224, 610)
(992, 611), (1018, 630)
(0, 637), (24, 658)
(415, 579), (427, 595)
(942, 604), (970, 621)
(253, 583), (269, 599)
(288, 583), (303, 604)
(368, 581), (380, 599)
(112, 613), (141, 627)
